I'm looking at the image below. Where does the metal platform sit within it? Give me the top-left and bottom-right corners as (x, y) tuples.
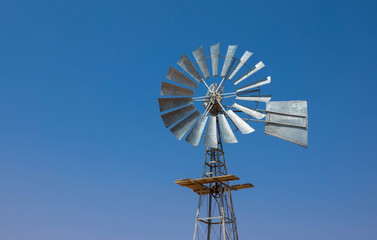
(175, 174), (254, 195)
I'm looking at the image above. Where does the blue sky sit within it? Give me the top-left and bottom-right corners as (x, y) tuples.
(0, 0), (376, 239)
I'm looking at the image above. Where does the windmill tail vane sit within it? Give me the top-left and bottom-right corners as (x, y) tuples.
(158, 43), (308, 239)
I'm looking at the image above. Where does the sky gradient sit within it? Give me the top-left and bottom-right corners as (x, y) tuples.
(0, 0), (376, 239)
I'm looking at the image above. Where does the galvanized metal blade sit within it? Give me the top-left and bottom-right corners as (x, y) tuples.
(228, 51), (253, 80)
(221, 45), (237, 77)
(170, 111), (201, 140)
(160, 82), (194, 96)
(267, 113), (307, 128)
(186, 115), (208, 147)
(192, 46), (210, 79)
(265, 101), (308, 147)
(226, 110), (255, 134)
(161, 104), (195, 128)
(218, 113), (238, 143)
(210, 42), (220, 76)
(236, 95), (272, 102)
(158, 97), (193, 112)
(234, 61), (265, 85)
(177, 54), (202, 83)
(204, 115), (218, 148)
(237, 89), (260, 96)
(266, 100), (307, 117)
(166, 66), (197, 89)
(232, 103), (266, 120)
(236, 76), (271, 93)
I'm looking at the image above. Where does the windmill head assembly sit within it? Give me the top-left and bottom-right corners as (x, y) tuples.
(158, 43), (308, 240)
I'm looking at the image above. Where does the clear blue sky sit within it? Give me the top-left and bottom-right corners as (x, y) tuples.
(0, 0), (376, 239)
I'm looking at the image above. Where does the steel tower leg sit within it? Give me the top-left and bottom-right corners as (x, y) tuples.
(193, 127), (239, 240)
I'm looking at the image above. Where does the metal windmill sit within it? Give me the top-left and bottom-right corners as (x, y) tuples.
(158, 43), (308, 240)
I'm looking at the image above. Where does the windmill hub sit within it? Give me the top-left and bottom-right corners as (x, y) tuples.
(203, 83), (224, 116)
(209, 92), (222, 102)
(205, 91), (223, 116)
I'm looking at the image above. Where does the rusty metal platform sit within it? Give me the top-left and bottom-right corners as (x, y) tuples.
(175, 174), (254, 195)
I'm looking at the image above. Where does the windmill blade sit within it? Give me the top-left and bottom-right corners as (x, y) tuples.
(218, 113), (238, 144)
(161, 104), (195, 128)
(158, 97), (193, 112)
(177, 54), (202, 83)
(186, 115), (208, 147)
(236, 76), (271, 93)
(204, 115), (218, 148)
(236, 95), (272, 102)
(161, 82), (194, 96)
(228, 51), (253, 80)
(170, 111), (201, 140)
(221, 45), (237, 77)
(166, 66), (197, 89)
(237, 89), (260, 96)
(210, 42), (220, 76)
(232, 103), (265, 120)
(192, 46), (210, 79)
(265, 101), (308, 147)
(226, 110), (255, 134)
(234, 61), (265, 85)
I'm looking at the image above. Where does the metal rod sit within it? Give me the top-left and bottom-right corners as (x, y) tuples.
(193, 96), (210, 100)
(204, 101), (215, 116)
(239, 118), (307, 128)
(227, 106), (307, 118)
(199, 216), (223, 220)
(256, 109), (307, 118)
(202, 79), (213, 94)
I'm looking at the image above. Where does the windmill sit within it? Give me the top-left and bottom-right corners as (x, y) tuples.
(158, 43), (308, 240)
